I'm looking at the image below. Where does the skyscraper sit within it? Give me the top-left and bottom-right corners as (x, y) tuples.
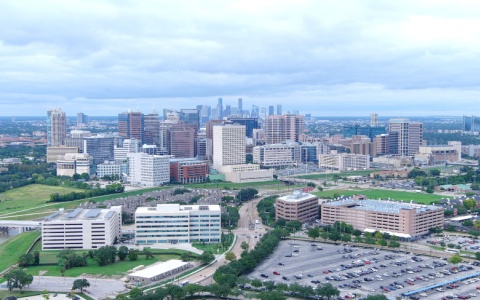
(238, 98), (243, 114)
(144, 110), (160, 146)
(168, 123), (196, 158)
(213, 124), (246, 167)
(76, 112), (88, 126)
(47, 108), (66, 147)
(268, 106), (274, 116)
(264, 114), (304, 144)
(370, 113), (378, 126)
(276, 104), (282, 115)
(118, 111), (145, 144)
(389, 118), (423, 157)
(217, 98), (223, 120)
(463, 115), (480, 133)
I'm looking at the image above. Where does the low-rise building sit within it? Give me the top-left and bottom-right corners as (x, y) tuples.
(275, 191), (319, 222)
(56, 153), (93, 177)
(42, 206), (122, 250)
(217, 164), (273, 183)
(127, 153), (170, 186)
(135, 204), (221, 245)
(47, 146), (79, 163)
(415, 141), (461, 165)
(127, 260), (192, 284)
(170, 158), (207, 184)
(321, 197), (444, 239)
(252, 142), (301, 167)
(318, 153), (370, 171)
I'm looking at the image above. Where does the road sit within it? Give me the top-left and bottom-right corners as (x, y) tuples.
(179, 197), (267, 286)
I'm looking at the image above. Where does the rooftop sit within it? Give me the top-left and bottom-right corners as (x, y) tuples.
(44, 207), (119, 222)
(323, 198), (441, 214)
(136, 204), (221, 214)
(278, 190), (317, 202)
(129, 259), (189, 279)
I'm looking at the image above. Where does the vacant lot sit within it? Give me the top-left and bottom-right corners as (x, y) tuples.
(313, 189), (449, 204)
(0, 184), (84, 216)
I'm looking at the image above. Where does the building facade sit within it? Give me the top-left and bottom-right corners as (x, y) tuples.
(321, 197), (444, 239)
(118, 111), (145, 143)
(47, 108), (66, 147)
(56, 153), (93, 177)
(42, 206), (122, 250)
(83, 136), (115, 165)
(135, 204), (221, 245)
(275, 191), (319, 222)
(253, 142), (301, 167)
(264, 114), (304, 144)
(389, 118), (423, 157)
(170, 158), (207, 184)
(213, 124), (246, 167)
(127, 153), (170, 186)
(318, 153), (370, 171)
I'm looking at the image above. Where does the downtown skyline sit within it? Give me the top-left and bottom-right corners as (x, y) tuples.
(1, 0), (480, 116)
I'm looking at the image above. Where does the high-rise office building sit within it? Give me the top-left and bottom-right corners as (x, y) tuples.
(144, 110), (160, 146)
(463, 115), (480, 134)
(389, 118), (423, 157)
(83, 136), (115, 165)
(118, 111), (145, 144)
(127, 153), (170, 186)
(238, 98), (243, 114)
(227, 117), (259, 138)
(47, 108), (67, 147)
(76, 112), (88, 126)
(276, 104), (282, 116)
(268, 106), (275, 116)
(264, 114), (304, 144)
(217, 98), (223, 120)
(213, 124), (246, 167)
(168, 123), (196, 158)
(370, 113), (378, 126)
(180, 109), (200, 129)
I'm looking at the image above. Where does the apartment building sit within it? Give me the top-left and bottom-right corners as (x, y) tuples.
(321, 197), (444, 239)
(47, 108), (66, 147)
(135, 204), (221, 245)
(213, 124), (246, 167)
(275, 191), (319, 222)
(389, 118), (423, 157)
(42, 206), (122, 250)
(264, 114), (304, 144)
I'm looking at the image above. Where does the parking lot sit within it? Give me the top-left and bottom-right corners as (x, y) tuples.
(249, 240), (480, 299)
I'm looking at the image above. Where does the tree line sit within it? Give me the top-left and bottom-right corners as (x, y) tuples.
(49, 183), (124, 202)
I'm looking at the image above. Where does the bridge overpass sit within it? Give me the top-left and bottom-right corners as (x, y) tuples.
(0, 220), (41, 234)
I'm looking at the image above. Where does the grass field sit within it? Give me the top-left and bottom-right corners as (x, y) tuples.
(296, 169), (378, 180)
(0, 230), (40, 272)
(313, 188), (450, 204)
(0, 184), (84, 216)
(25, 254), (180, 277)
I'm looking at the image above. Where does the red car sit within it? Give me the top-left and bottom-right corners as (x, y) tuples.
(273, 271), (280, 275)
(406, 281), (414, 285)
(323, 270), (329, 274)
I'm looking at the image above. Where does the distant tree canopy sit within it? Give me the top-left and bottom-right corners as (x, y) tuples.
(49, 183), (124, 202)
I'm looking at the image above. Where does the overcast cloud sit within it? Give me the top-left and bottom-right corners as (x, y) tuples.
(1, 0), (480, 116)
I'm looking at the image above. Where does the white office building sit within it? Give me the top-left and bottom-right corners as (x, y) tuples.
(42, 206), (122, 250)
(213, 124), (246, 167)
(253, 142), (301, 167)
(56, 153), (93, 177)
(127, 153), (170, 186)
(318, 153), (370, 171)
(135, 204), (221, 245)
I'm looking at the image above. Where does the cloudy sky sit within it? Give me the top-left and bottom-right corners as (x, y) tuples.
(1, 0), (480, 116)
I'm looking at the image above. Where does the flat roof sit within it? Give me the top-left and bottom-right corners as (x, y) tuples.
(364, 228), (411, 238)
(129, 259), (189, 279)
(450, 215), (474, 221)
(136, 204), (221, 214)
(278, 191), (317, 202)
(323, 198), (441, 214)
(44, 208), (117, 222)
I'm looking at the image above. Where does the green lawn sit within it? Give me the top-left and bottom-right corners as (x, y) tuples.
(313, 188), (450, 204)
(296, 169), (378, 180)
(26, 255), (180, 277)
(0, 184), (84, 216)
(0, 230), (40, 272)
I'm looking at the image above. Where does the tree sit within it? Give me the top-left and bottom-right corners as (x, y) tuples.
(449, 254), (463, 264)
(463, 219), (474, 227)
(251, 278), (262, 288)
(18, 253), (35, 267)
(475, 251), (480, 261)
(207, 283), (230, 297)
(307, 227), (320, 241)
(258, 290), (287, 300)
(365, 295), (389, 300)
(72, 279), (90, 293)
(128, 249), (139, 261)
(429, 169), (441, 176)
(464, 198), (477, 210)
(180, 252), (190, 261)
(118, 246), (129, 261)
(241, 241), (249, 250)
(144, 249), (154, 260)
(307, 182), (316, 188)
(4, 268), (33, 292)
(225, 251), (236, 261)
(236, 188), (258, 203)
(183, 283), (203, 297)
(316, 283), (340, 300)
(199, 251), (215, 265)
(34, 251), (40, 265)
